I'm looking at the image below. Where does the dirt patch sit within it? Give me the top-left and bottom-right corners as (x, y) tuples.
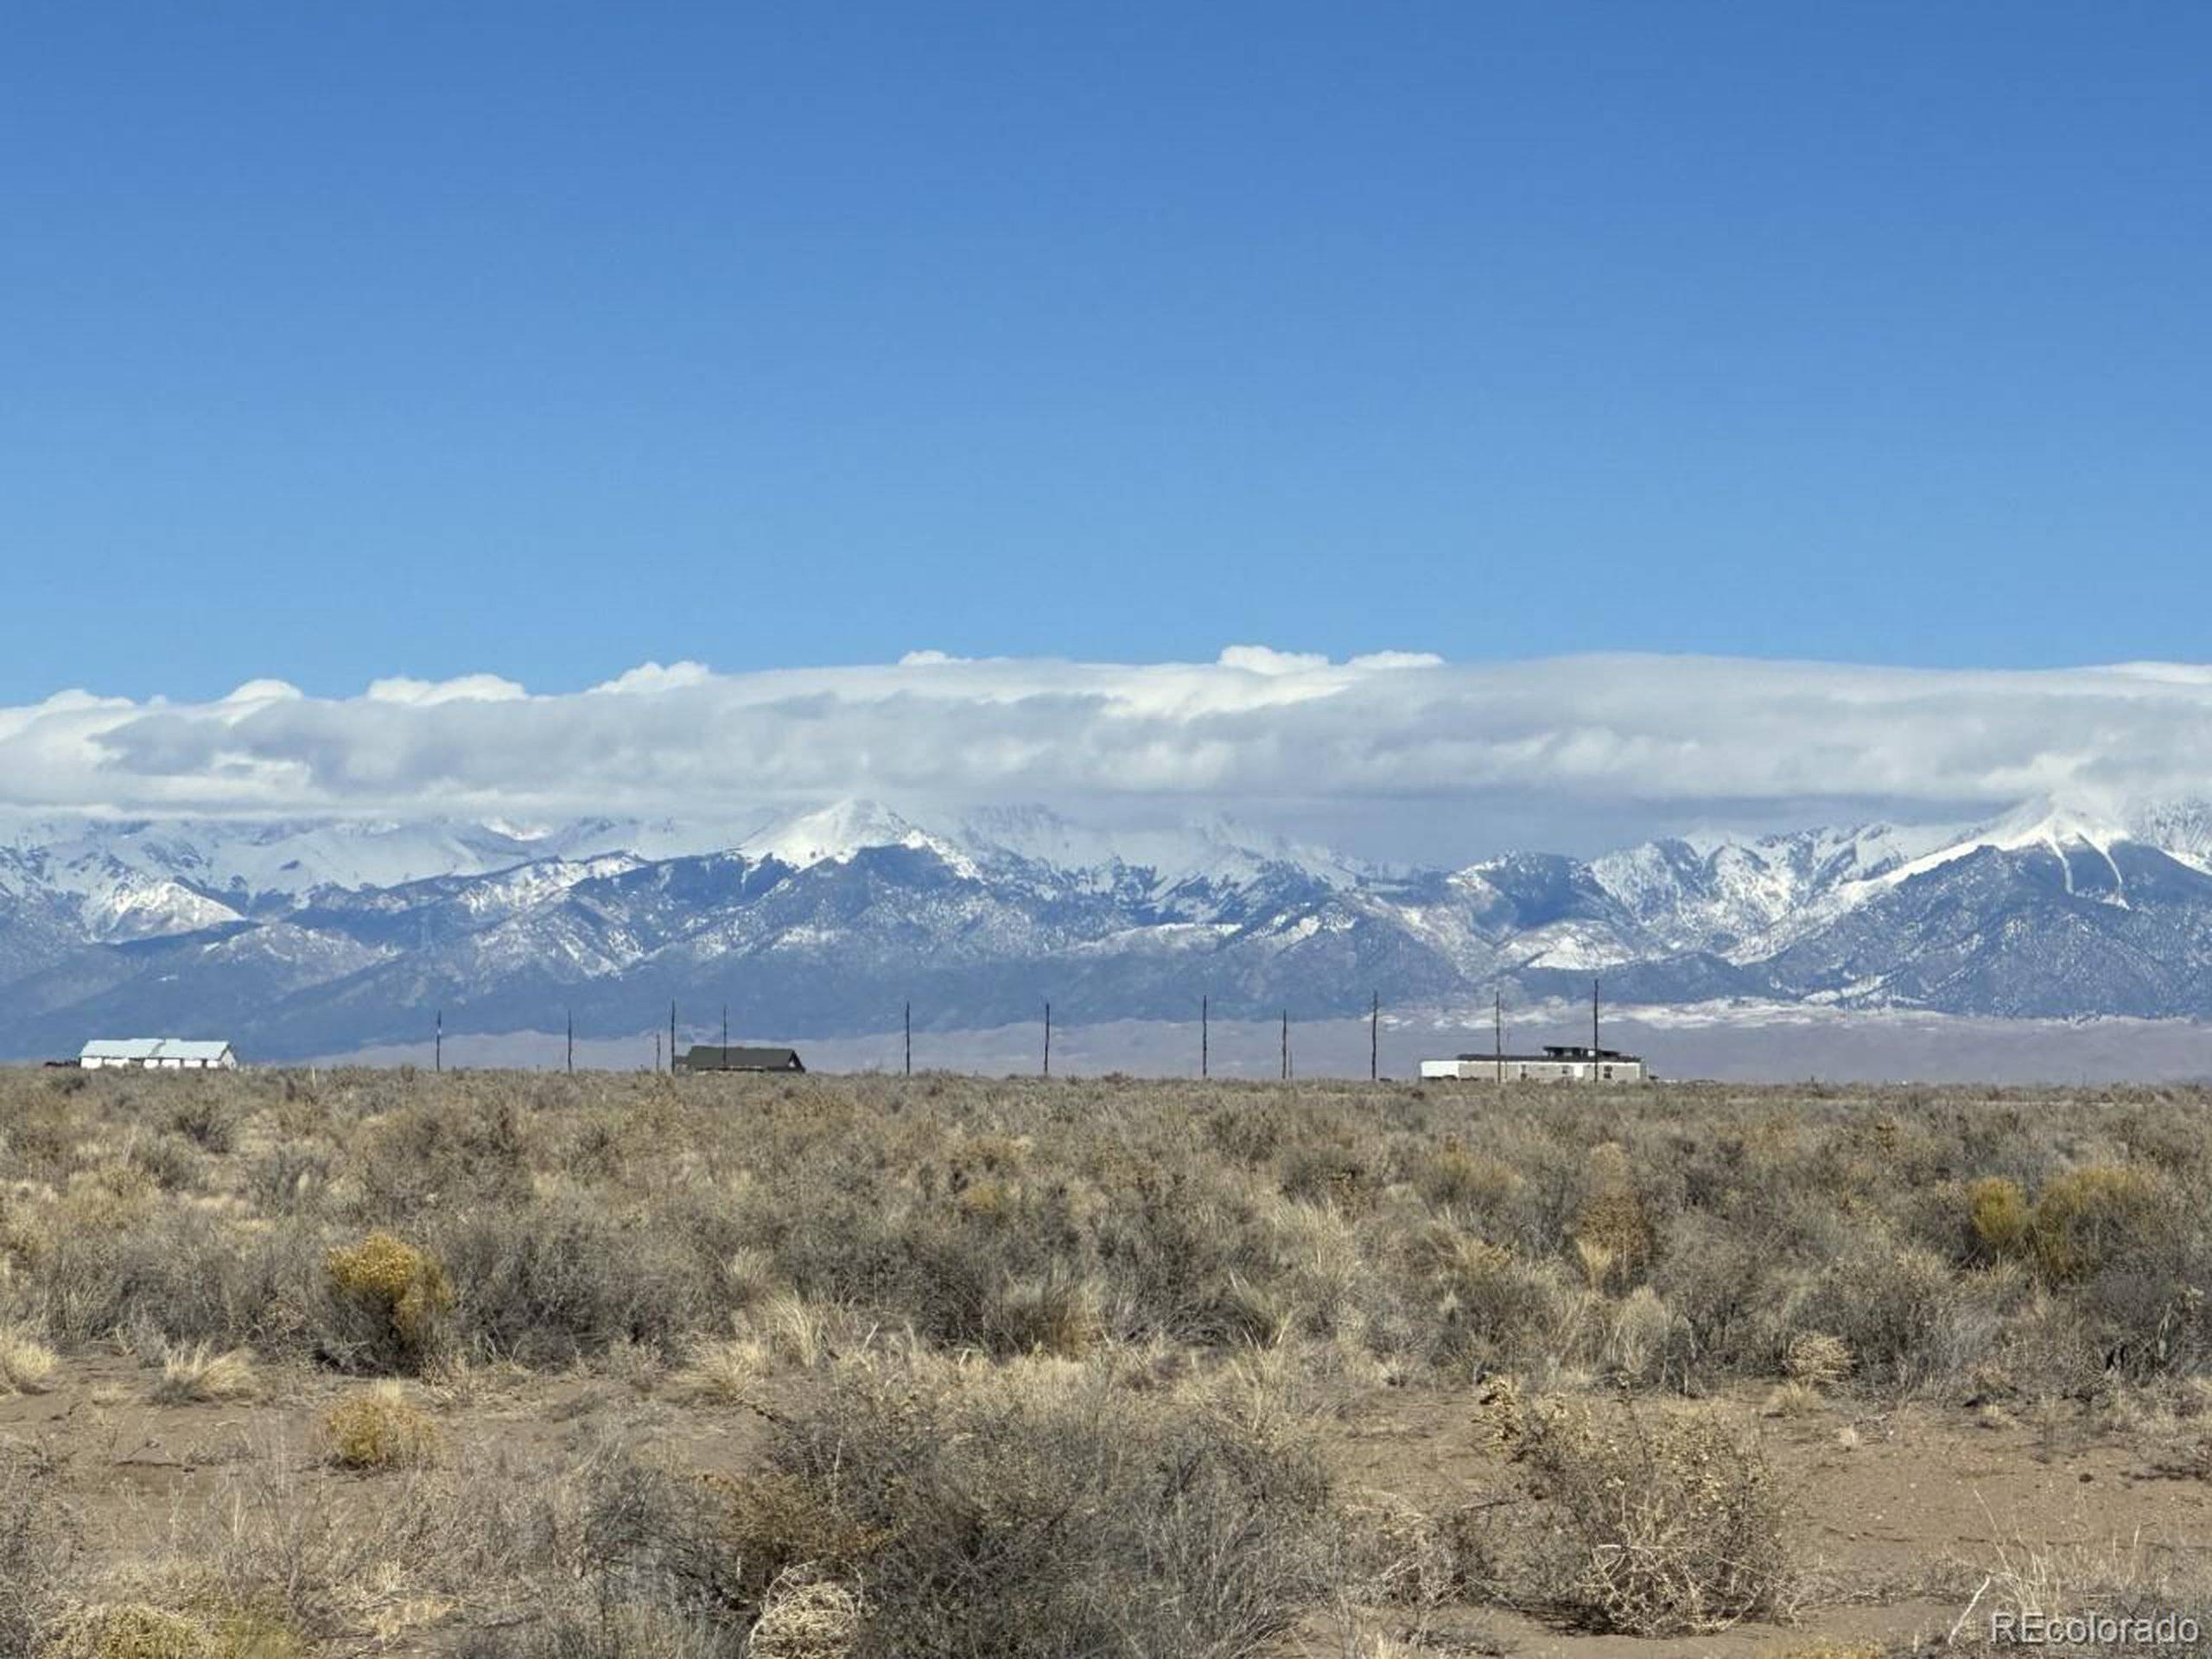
(12, 1355), (2212, 1656)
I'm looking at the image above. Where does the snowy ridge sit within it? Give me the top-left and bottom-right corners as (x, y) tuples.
(956, 804), (1369, 901)
(1875, 800), (2138, 905)
(2125, 799), (2212, 874)
(736, 801), (981, 878)
(8, 792), (2212, 1057)
(79, 875), (243, 943)
(1586, 820), (1971, 961)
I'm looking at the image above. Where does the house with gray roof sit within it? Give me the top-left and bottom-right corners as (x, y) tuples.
(673, 1045), (804, 1074)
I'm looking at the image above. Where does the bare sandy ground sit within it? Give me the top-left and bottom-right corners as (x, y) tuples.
(11, 1351), (2210, 1656)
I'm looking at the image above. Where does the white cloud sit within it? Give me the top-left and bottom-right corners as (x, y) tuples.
(219, 679), (305, 706)
(1217, 645), (1330, 675)
(1346, 651), (1446, 670)
(364, 674), (530, 707)
(588, 660), (713, 696)
(10, 650), (2212, 857)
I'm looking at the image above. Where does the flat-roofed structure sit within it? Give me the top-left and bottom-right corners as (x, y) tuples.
(79, 1038), (238, 1071)
(1420, 1044), (1645, 1083)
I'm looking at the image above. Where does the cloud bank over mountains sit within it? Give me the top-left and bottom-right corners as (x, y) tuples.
(8, 648), (2212, 858)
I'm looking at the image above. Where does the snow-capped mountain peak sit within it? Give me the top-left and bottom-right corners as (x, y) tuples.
(735, 799), (980, 878)
(1875, 798), (2140, 893)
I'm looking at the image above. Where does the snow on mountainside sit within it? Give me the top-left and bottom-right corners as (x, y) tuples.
(954, 804), (1370, 909)
(1589, 820), (1969, 960)
(11, 794), (2212, 1058)
(736, 801), (981, 878)
(0, 815), (543, 904)
(1878, 801), (2138, 892)
(79, 874), (243, 942)
(2126, 799), (2212, 873)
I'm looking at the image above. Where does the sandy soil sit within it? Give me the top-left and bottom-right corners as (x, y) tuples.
(11, 1353), (2212, 1657)
(1300, 1382), (2212, 1657)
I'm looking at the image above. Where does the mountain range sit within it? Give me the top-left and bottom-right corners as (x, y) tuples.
(5, 797), (2212, 1060)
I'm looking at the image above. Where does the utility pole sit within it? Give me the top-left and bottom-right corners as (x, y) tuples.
(1370, 991), (1379, 1082)
(1494, 989), (1503, 1084)
(1043, 1001), (1052, 1077)
(435, 1009), (442, 1074)
(904, 1001), (912, 1077)
(722, 1004), (729, 1070)
(1592, 976), (1600, 1073)
(1200, 995), (1208, 1079)
(566, 1008), (573, 1075)
(1280, 1008), (1289, 1082)
(670, 1001), (677, 1076)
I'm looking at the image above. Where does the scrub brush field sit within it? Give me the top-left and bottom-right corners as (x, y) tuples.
(5, 1066), (2212, 1657)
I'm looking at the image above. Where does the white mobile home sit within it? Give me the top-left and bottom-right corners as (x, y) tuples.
(79, 1038), (238, 1071)
(1421, 1044), (1647, 1084)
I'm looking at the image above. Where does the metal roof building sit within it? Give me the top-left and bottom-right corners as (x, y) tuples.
(673, 1045), (805, 1074)
(79, 1038), (238, 1071)
(1420, 1044), (1646, 1084)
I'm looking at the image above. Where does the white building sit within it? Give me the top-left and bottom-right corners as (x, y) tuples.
(79, 1038), (238, 1071)
(1421, 1044), (1647, 1084)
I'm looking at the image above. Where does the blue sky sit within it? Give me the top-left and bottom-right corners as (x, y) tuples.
(5, 3), (2210, 705)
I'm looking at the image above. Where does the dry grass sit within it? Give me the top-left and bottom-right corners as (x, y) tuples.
(674, 1334), (769, 1407)
(744, 1567), (864, 1659)
(9, 1066), (2212, 1402)
(40, 1604), (213, 1659)
(37, 1601), (308, 1659)
(0, 1319), (58, 1394)
(322, 1233), (453, 1373)
(1784, 1332), (1854, 1391)
(11, 1067), (2212, 1654)
(150, 1343), (258, 1404)
(1491, 1390), (1792, 1635)
(760, 1348), (1338, 1656)
(1, 1443), (71, 1654)
(319, 1383), (440, 1471)
(755, 1293), (832, 1369)
(1763, 1380), (1827, 1418)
